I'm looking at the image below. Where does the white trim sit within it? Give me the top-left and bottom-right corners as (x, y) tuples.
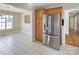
(64, 7), (79, 13)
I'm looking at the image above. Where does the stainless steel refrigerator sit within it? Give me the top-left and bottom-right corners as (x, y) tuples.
(42, 13), (61, 50)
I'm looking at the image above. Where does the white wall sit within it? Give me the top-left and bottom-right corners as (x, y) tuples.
(69, 14), (78, 31)
(76, 14), (79, 32)
(75, 15), (77, 30)
(64, 11), (69, 35)
(21, 11), (32, 35)
(69, 15), (75, 29)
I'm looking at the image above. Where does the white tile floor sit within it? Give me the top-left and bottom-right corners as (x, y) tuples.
(0, 33), (79, 55)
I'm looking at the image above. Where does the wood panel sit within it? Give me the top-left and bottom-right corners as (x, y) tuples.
(35, 9), (45, 42)
(45, 7), (62, 14)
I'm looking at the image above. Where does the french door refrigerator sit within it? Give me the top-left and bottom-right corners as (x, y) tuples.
(42, 13), (61, 50)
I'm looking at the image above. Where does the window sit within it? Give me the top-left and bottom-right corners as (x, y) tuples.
(24, 15), (30, 23)
(0, 15), (13, 30)
(6, 15), (13, 29)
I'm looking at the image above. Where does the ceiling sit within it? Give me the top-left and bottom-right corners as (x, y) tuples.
(4, 3), (57, 11)
(2, 3), (79, 13)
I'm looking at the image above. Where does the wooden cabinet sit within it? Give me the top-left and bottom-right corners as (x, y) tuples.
(45, 7), (62, 14)
(35, 9), (45, 42)
(35, 7), (62, 42)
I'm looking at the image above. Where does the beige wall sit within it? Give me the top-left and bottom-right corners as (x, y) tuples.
(69, 15), (75, 29)
(69, 13), (79, 32)
(76, 13), (79, 32)
(0, 10), (21, 36)
(32, 11), (36, 41)
(64, 11), (69, 35)
(21, 11), (32, 35)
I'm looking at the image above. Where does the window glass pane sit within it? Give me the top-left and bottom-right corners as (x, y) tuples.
(6, 23), (12, 26)
(0, 23), (5, 30)
(1, 15), (5, 22)
(6, 26), (10, 29)
(6, 15), (9, 22)
(0, 19), (1, 22)
(10, 15), (13, 22)
(0, 23), (1, 26)
(6, 15), (13, 22)
(1, 23), (5, 26)
(1, 26), (5, 29)
(0, 26), (2, 30)
(9, 25), (12, 28)
(0, 23), (5, 26)
(0, 16), (1, 18)
(6, 25), (12, 29)
(0, 23), (1, 30)
(6, 23), (12, 29)
(9, 23), (12, 26)
(6, 23), (10, 26)
(10, 15), (13, 18)
(1, 19), (5, 22)
(0, 16), (2, 22)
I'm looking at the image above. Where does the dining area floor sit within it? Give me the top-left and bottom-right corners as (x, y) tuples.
(0, 33), (79, 55)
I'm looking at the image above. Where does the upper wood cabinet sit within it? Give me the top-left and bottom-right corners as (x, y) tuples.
(45, 7), (62, 14)
(35, 9), (45, 18)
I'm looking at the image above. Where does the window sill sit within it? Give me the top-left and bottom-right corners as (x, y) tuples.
(0, 29), (13, 32)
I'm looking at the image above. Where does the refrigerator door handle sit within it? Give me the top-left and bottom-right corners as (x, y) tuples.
(44, 24), (45, 31)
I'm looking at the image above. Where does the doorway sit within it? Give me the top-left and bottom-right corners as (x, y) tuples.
(68, 12), (79, 47)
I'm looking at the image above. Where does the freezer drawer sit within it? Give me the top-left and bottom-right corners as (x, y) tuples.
(49, 36), (60, 50)
(42, 34), (48, 45)
(42, 34), (60, 50)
